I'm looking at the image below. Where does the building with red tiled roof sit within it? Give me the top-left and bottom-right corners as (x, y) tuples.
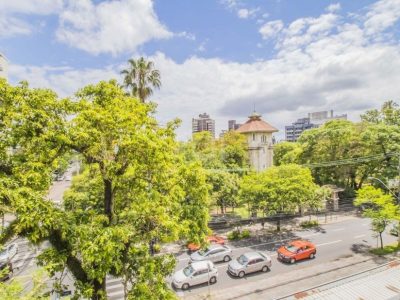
(236, 112), (278, 172)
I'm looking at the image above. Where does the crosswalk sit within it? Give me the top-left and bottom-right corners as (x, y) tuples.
(8, 238), (41, 273)
(6, 238), (126, 299)
(106, 276), (124, 300)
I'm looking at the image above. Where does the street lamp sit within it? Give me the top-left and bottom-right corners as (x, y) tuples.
(368, 177), (400, 246)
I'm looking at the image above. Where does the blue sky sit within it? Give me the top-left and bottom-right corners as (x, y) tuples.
(0, 0), (399, 140)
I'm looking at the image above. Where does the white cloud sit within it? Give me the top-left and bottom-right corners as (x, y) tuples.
(56, 0), (172, 55)
(238, 9), (250, 19)
(7, 0), (400, 140)
(259, 20), (284, 39)
(364, 0), (400, 36)
(326, 3), (341, 13)
(0, 0), (63, 14)
(237, 8), (259, 19)
(0, 0), (63, 38)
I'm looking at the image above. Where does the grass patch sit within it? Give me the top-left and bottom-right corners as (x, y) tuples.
(227, 229), (251, 241)
(370, 243), (400, 256)
(300, 220), (319, 228)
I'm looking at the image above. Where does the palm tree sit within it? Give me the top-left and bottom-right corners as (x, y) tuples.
(120, 57), (161, 102)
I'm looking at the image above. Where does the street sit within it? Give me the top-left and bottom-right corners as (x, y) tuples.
(172, 217), (397, 298)
(4, 175), (398, 300)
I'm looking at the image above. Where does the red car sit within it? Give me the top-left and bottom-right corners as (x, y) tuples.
(187, 235), (225, 252)
(277, 240), (316, 264)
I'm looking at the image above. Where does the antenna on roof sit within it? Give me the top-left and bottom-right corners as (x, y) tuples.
(253, 102), (256, 113)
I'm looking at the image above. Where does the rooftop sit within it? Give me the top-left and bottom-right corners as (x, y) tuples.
(236, 111), (278, 134)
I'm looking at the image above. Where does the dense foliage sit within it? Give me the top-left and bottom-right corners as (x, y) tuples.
(0, 79), (209, 299)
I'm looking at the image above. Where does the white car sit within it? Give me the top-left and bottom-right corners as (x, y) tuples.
(172, 260), (218, 290)
(0, 243), (18, 263)
(190, 244), (232, 263)
(228, 251), (272, 278)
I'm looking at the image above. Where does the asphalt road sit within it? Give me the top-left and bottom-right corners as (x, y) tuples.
(171, 217), (398, 297)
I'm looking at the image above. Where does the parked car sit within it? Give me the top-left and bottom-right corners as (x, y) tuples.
(228, 251), (272, 278)
(277, 240), (316, 264)
(190, 244), (232, 263)
(172, 260), (218, 290)
(390, 224), (399, 236)
(187, 235), (225, 252)
(0, 243), (18, 263)
(0, 261), (12, 281)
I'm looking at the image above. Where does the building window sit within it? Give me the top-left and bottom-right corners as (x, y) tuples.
(253, 133), (255, 141)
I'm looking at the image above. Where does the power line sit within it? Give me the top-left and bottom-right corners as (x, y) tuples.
(303, 152), (399, 168)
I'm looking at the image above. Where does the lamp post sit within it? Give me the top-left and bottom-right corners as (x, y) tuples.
(368, 176), (400, 246)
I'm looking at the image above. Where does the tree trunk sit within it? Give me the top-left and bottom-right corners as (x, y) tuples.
(379, 231), (383, 249)
(276, 218), (281, 232)
(104, 179), (113, 223)
(92, 277), (106, 300)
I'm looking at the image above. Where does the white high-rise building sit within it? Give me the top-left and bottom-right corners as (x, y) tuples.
(0, 53), (8, 80)
(236, 112), (278, 172)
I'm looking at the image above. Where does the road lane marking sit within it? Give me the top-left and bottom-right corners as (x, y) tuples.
(178, 232), (322, 262)
(332, 228), (345, 232)
(316, 240), (342, 247)
(354, 234), (366, 239)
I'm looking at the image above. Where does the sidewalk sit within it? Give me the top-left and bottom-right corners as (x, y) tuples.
(183, 253), (399, 300)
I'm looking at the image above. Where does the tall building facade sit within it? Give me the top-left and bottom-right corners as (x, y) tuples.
(192, 113), (215, 138)
(228, 120), (241, 131)
(285, 110), (347, 142)
(236, 112), (278, 172)
(285, 118), (318, 142)
(0, 53), (8, 80)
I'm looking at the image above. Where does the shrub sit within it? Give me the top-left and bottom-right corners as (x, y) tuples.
(227, 229), (251, 240)
(241, 229), (251, 239)
(370, 243), (400, 256)
(153, 244), (161, 253)
(300, 220), (319, 228)
(227, 230), (241, 240)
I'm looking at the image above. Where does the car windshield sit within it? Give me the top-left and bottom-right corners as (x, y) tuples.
(237, 255), (248, 265)
(285, 245), (299, 253)
(198, 247), (210, 256)
(183, 265), (194, 277)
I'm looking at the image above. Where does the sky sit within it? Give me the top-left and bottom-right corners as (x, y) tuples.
(1, 0), (400, 140)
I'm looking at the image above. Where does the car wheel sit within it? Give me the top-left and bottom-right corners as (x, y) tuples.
(209, 276), (217, 284)
(309, 252), (315, 259)
(261, 265), (269, 272)
(290, 258), (296, 264)
(238, 271), (245, 278)
(223, 255), (231, 262)
(182, 283), (190, 290)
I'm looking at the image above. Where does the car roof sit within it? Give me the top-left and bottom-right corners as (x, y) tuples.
(207, 244), (225, 250)
(190, 260), (214, 270)
(290, 240), (314, 247)
(242, 252), (264, 260)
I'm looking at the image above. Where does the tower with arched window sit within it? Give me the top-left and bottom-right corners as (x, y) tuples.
(236, 112), (278, 172)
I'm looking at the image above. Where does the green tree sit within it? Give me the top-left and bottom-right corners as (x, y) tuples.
(361, 100), (400, 126)
(240, 164), (319, 231)
(355, 186), (398, 249)
(273, 141), (302, 166)
(0, 79), (209, 299)
(207, 171), (240, 214)
(121, 57), (161, 102)
(298, 119), (400, 192)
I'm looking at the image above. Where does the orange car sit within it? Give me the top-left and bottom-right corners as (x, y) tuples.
(187, 236), (225, 252)
(277, 240), (316, 264)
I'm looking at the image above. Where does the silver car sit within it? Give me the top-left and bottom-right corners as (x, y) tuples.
(172, 260), (218, 290)
(190, 244), (232, 263)
(228, 251), (272, 277)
